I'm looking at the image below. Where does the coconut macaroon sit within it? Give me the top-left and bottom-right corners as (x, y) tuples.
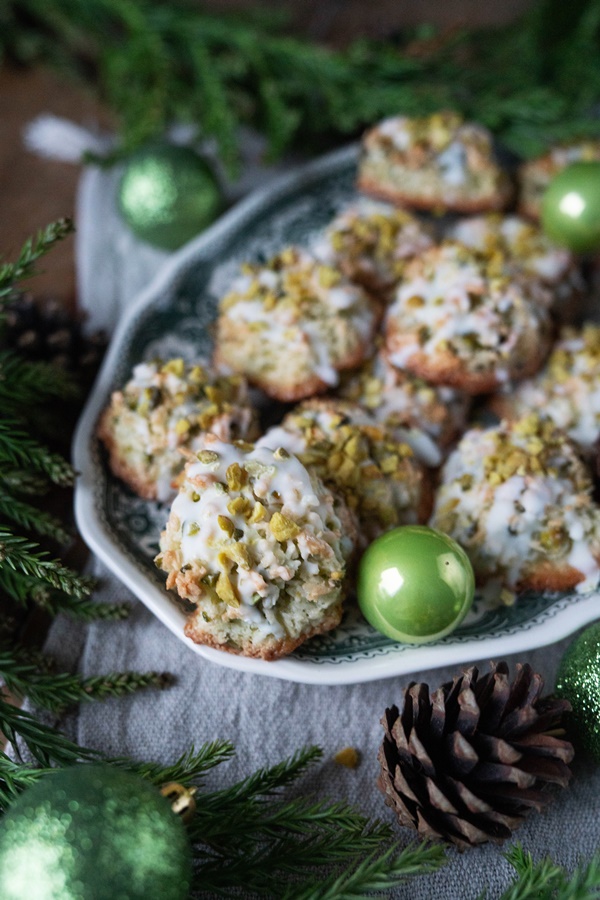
(448, 213), (581, 293)
(357, 111), (513, 214)
(97, 358), (259, 502)
(213, 247), (379, 403)
(156, 436), (354, 660)
(430, 414), (600, 596)
(383, 242), (554, 395)
(492, 323), (600, 459)
(339, 349), (471, 466)
(257, 398), (430, 546)
(313, 201), (434, 297)
(518, 139), (600, 220)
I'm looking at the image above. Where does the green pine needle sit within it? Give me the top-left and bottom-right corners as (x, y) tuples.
(117, 741), (236, 788)
(0, 419), (75, 487)
(0, 489), (72, 544)
(0, 351), (80, 410)
(0, 219), (74, 304)
(283, 842), (447, 900)
(3, 0), (600, 170)
(0, 648), (172, 714)
(0, 530), (93, 598)
(500, 843), (600, 900)
(0, 564), (128, 620)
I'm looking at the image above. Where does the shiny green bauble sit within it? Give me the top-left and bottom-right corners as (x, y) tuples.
(0, 764), (192, 900)
(118, 143), (223, 250)
(555, 621), (600, 763)
(541, 161), (600, 253)
(357, 525), (475, 643)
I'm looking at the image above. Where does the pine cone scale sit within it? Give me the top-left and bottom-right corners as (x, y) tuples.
(474, 733), (522, 765)
(512, 732), (574, 761)
(471, 761), (536, 787)
(445, 731), (478, 775)
(378, 662), (574, 849)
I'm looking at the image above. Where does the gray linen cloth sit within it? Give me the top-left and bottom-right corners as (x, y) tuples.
(44, 563), (600, 900)
(46, 158), (600, 898)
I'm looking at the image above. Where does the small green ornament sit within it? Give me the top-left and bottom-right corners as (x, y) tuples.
(0, 763), (193, 900)
(357, 525), (475, 643)
(555, 621), (600, 762)
(541, 161), (600, 253)
(118, 143), (223, 251)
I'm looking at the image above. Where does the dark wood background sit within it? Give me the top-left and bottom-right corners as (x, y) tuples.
(0, 2), (534, 311)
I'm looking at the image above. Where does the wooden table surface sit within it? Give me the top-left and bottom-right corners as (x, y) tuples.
(0, 65), (111, 314)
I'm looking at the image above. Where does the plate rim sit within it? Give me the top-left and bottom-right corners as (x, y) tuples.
(73, 142), (600, 686)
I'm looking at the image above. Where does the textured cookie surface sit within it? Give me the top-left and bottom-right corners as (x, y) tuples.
(156, 435), (353, 659)
(214, 247), (378, 402)
(98, 358), (258, 502)
(384, 242), (553, 394)
(358, 111), (513, 213)
(430, 414), (600, 595)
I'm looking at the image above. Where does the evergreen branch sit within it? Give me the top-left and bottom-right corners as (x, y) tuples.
(191, 795), (392, 848)
(0, 530), (93, 598)
(500, 844), (600, 900)
(0, 489), (72, 544)
(282, 842), (447, 900)
(0, 753), (54, 810)
(0, 219), (74, 302)
(3, 0), (600, 169)
(559, 855), (600, 900)
(0, 351), (79, 410)
(0, 468), (50, 497)
(194, 827), (444, 897)
(0, 419), (75, 486)
(113, 741), (236, 788)
(0, 695), (102, 769)
(0, 564), (129, 620)
(0, 648), (172, 713)
(198, 745), (323, 816)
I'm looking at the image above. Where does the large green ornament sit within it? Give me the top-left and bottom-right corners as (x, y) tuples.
(0, 764), (193, 900)
(357, 525), (475, 643)
(541, 161), (600, 253)
(555, 621), (600, 762)
(118, 143), (223, 251)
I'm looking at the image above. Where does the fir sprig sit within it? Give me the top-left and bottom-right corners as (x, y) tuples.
(0, 419), (75, 486)
(500, 843), (600, 899)
(2, 1), (600, 169)
(0, 648), (171, 714)
(0, 530), (93, 598)
(0, 351), (79, 411)
(0, 564), (128, 620)
(0, 489), (72, 544)
(0, 219), (74, 304)
(282, 842), (447, 900)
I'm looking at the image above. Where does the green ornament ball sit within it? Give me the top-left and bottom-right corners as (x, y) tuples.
(0, 763), (192, 900)
(357, 525), (475, 643)
(555, 621), (600, 762)
(118, 143), (223, 251)
(541, 161), (600, 253)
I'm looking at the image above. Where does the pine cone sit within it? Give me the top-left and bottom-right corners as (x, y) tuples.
(378, 661), (574, 850)
(2, 293), (106, 383)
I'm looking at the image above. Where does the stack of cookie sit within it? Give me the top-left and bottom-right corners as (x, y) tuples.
(98, 111), (600, 659)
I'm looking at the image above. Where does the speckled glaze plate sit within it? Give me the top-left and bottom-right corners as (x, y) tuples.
(73, 144), (600, 685)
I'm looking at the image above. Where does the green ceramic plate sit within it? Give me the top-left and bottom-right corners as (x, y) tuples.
(73, 145), (600, 685)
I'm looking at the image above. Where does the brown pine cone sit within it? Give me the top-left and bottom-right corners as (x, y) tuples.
(378, 661), (574, 850)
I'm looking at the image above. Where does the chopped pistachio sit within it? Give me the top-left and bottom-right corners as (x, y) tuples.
(269, 512), (300, 542)
(334, 747), (361, 768)
(215, 571), (239, 606)
(197, 449), (220, 464)
(226, 462), (248, 491)
(217, 515), (235, 537)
